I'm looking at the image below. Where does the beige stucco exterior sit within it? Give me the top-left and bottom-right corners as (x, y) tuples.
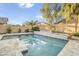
(0, 17), (8, 34)
(0, 24), (7, 34)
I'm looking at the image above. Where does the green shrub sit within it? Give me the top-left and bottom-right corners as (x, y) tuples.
(72, 32), (79, 37)
(25, 29), (29, 32)
(7, 27), (11, 33)
(18, 28), (21, 33)
(32, 26), (40, 31)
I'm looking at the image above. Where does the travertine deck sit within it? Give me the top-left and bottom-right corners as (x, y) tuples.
(58, 39), (79, 56)
(0, 32), (79, 56)
(0, 37), (28, 56)
(0, 33), (30, 56)
(0, 35), (3, 40)
(34, 31), (68, 40)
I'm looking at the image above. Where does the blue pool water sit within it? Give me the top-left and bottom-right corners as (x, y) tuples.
(20, 34), (68, 56)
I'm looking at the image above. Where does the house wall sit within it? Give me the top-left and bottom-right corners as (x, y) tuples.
(0, 24), (7, 34)
(0, 17), (8, 34)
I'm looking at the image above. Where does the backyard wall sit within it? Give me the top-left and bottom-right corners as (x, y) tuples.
(0, 23), (79, 34)
(10, 26), (28, 33)
(20, 26), (27, 32)
(55, 23), (79, 33)
(0, 25), (7, 34)
(10, 26), (20, 33)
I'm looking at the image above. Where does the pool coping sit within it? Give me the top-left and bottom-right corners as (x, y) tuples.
(34, 31), (68, 40)
(0, 32), (33, 40)
(0, 32), (68, 41)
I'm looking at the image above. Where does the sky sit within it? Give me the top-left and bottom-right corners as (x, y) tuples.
(0, 3), (45, 25)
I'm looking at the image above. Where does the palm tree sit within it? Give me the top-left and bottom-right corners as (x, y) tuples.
(71, 3), (79, 32)
(60, 3), (79, 32)
(25, 20), (38, 31)
(59, 3), (76, 32)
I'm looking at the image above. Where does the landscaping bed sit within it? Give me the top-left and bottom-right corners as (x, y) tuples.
(69, 32), (79, 40)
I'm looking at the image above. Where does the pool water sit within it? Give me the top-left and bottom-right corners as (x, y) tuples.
(20, 34), (68, 56)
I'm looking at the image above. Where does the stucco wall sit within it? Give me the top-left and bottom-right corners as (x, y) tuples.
(0, 24), (7, 34)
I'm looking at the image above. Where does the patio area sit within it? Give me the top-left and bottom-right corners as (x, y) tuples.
(0, 35), (28, 56)
(0, 32), (79, 56)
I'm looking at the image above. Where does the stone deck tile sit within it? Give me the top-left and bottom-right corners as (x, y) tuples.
(58, 39), (79, 56)
(0, 35), (3, 40)
(0, 39), (23, 56)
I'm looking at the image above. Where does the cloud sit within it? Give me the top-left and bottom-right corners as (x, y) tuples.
(35, 15), (43, 19)
(18, 3), (34, 8)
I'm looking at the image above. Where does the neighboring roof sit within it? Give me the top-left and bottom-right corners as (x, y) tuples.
(0, 17), (8, 24)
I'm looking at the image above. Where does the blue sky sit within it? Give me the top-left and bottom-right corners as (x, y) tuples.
(0, 3), (45, 25)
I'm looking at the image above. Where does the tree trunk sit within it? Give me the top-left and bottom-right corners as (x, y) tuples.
(65, 19), (68, 33)
(75, 15), (78, 32)
(54, 24), (56, 32)
(62, 23), (65, 32)
(48, 18), (52, 32)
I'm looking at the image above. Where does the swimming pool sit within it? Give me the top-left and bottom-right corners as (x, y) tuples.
(20, 34), (68, 56)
